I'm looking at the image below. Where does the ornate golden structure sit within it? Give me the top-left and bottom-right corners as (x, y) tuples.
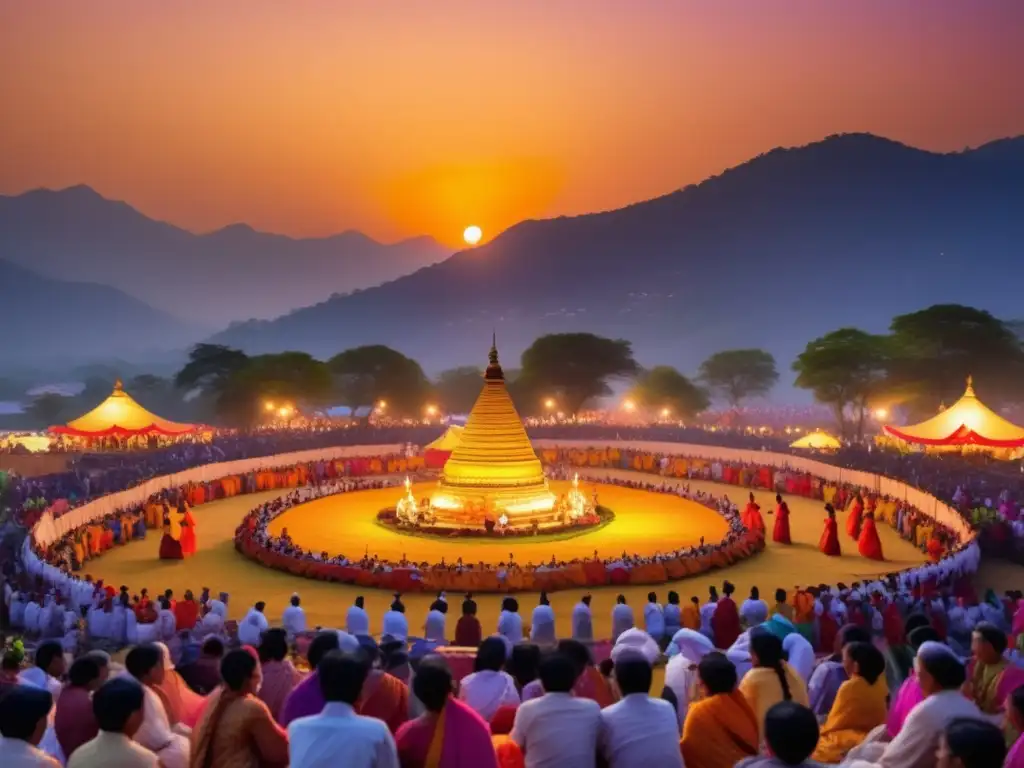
(429, 338), (558, 529)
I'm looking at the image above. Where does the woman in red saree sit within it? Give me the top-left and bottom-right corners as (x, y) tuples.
(178, 502), (197, 558)
(846, 494), (864, 540)
(772, 494), (792, 545)
(395, 656), (500, 768)
(741, 493), (766, 535)
(820, 504), (841, 557)
(857, 512), (884, 561)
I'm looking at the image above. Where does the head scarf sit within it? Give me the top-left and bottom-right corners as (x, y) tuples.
(611, 628), (660, 665)
(763, 613), (797, 639)
(666, 629), (715, 661)
(783, 633), (815, 682)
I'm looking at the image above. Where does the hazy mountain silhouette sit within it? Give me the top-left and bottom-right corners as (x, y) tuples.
(211, 133), (1024, 379)
(1, 259), (203, 365)
(0, 185), (450, 326)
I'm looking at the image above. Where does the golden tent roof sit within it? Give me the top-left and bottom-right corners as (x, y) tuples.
(50, 380), (199, 438)
(424, 425), (464, 452)
(883, 377), (1024, 448)
(790, 431), (841, 450)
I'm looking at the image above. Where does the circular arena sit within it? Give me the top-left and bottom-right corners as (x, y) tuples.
(25, 441), (969, 639)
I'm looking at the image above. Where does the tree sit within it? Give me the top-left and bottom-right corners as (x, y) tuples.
(698, 349), (779, 407)
(217, 352), (333, 426)
(887, 304), (1024, 415)
(435, 367), (484, 414)
(25, 392), (72, 427)
(792, 328), (890, 441)
(328, 345), (431, 418)
(174, 344), (249, 393)
(519, 333), (639, 416)
(632, 366), (709, 420)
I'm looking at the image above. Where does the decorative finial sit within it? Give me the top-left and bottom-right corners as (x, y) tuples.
(965, 375), (974, 393)
(113, 378), (124, 392)
(485, 333), (504, 381)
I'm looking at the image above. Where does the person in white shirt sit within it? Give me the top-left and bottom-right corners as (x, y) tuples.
(700, 586), (718, 640)
(208, 592), (229, 620)
(424, 595), (447, 643)
(600, 651), (684, 768)
(497, 597), (524, 644)
(611, 595), (634, 642)
(740, 586), (769, 628)
(531, 592), (556, 644)
(382, 595), (409, 641)
(663, 591), (682, 638)
(572, 595), (594, 641)
(458, 637), (520, 721)
(288, 650), (399, 768)
(511, 651), (601, 768)
(238, 601), (269, 647)
(0, 685), (60, 768)
(347, 596), (370, 636)
(282, 594), (307, 640)
(643, 592), (665, 643)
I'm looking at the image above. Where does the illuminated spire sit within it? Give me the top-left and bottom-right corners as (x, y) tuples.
(965, 375), (975, 397)
(485, 331), (504, 381)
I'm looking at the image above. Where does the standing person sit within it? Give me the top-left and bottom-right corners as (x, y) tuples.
(680, 652), (759, 767)
(644, 592), (666, 646)
(0, 685), (60, 768)
(742, 493), (766, 535)
(190, 648), (289, 767)
(599, 653), (684, 768)
(857, 512), (885, 561)
(531, 592), (556, 644)
(819, 505), (841, 557)
(572, 595), (594, 641)
(846, 493), (864, 540)
(237, 601), (269, 646)
(347, 596), (370, 636)
(68, 678), (158, 768)
(54, 656), (103, 761)
(458, 637), (520, 722)
(741, 587), (769, 628)
(424, 596), (448, 644)
(700, 587), (719, 640)
(383, 595), (409, 642)
(497, 597), (524, 644)
(682, 596), (702, 631)
(394, 656), (500, 768)
(258, 629), (302, 722)
(712, 582), (742, 649)
(664, 592), (682, 638)
(288, 650), (399, 768)
(282, 594), (307, 641)
(455, 595), (482, 647)
(739, 633), (810, 743)
(773, 495), (792, 545)
(511, 653), (602, 768)
(611, 595), (634, 643)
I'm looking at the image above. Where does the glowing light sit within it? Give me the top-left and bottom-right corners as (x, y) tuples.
(660, 407), (671, 418)
(622, 399), (636, 412)
(874, 407), (889, 420)
(278, 406), (292, 418)
(377, 400), (387, 410)
(425, 404), (438, 416)
(544, 398), (556, 410)
(264, 401), (275, 412)
(463, 225), (482, 245)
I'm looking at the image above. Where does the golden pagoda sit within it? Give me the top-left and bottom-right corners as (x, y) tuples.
(428, 337), (557, 529)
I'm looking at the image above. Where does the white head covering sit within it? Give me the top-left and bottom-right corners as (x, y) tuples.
(665, 628), (715, 661)
(334, 630), (360, 654)
(611, 628), (660, 665)
(726, 630), (754, 680)
(782, 633), (815, 682)
(917, 640), (961, 664)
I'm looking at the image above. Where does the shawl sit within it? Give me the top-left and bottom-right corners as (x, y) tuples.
(812, 675), (888, 763)
(680, 691), (759, 768)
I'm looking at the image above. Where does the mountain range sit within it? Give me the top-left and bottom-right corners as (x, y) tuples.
(211, 133), (1024, 374)
(0, 185), (450, 328)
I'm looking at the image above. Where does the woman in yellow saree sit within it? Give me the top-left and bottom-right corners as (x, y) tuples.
(813, 641), (888, 763)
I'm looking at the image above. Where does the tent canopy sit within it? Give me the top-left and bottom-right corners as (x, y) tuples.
(50, 380), (199, 438)
(790, 431), (841, 450)
(883, 377), (1024, 448)
(425, 425), (464, 452)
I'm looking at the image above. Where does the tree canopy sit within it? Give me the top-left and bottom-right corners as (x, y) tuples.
(217, 352), (333, 426)
(632, 366), (709, 419)
(434, 367), (484, 414)
(792, 328), (890, 440)
(174, 344), (250, 393)
(519, 333), (639, 416)
(328, 345), (430, 417)
(25, 392), (72, 427)
(698, 349), (778, 407)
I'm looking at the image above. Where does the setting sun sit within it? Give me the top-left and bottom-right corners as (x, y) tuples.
(463, 225), (482, 245)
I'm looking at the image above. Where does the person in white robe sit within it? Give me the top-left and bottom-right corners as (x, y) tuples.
(740, 588), (769, 628)
(611, 595), (634, 642)
(664, 629), (715, 725)
(382, 597), (409, 641)
(497, 597), (524, 644)
(644, 593), (666, 644)
(783, 632), (816, 684)
(282, 593), (307, 641)
(458, 637), (520, 721)
(237, 601), (269, 646)
(572, 596), (594, 641)
(699, 592), (718, 640)
(346, 596), (370, 635)
(531, 593), (556, 644)
(125, 644), (190, 768)
(842, 641), (985, 768)
(157, 602), (177, 641)
(208, 593), (229, 620)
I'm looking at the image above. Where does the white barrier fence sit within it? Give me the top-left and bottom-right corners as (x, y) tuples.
(30, 439), (971, 548)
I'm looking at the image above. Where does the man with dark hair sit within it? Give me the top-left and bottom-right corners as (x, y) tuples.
(178, 636), (224, 694)
(937, 717), (1006, 768)
(511, 652), (601, 767)
(282, 593), (306, 640)
(600, 654), (683, 767)
(681, 652), (759, 766)
(0, 684), (60, 766)
(258, 627), (301, 720)
(572, 594), (594, 641)
(455, 593), (482, 647)
(288, 650), (398, 767)
(67, 678), (156, 768)
(967, 621), (1023, 718)
(55, 656), (102, 759)
(736, 701), (821, 767)
(347, 595), (370, 636)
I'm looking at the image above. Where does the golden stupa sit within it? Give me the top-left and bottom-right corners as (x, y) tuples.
(429, 338), (557, 529)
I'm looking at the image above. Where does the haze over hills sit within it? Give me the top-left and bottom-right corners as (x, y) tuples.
(0, 185), (451, 327)
(0, 259), (202, 366)
(211, 133), (1024, 377)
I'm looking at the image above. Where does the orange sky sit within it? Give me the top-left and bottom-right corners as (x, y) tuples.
(2, 1), (1022, 246)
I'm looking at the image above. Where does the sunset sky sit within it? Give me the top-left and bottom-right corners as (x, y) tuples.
(2, 1), (1023, 247)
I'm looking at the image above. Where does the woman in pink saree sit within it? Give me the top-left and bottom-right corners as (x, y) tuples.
(396, 656), (499, 768)
(152, 642), (207, 728)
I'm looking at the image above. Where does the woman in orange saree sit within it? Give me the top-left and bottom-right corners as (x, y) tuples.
(857, 512), (884, 561)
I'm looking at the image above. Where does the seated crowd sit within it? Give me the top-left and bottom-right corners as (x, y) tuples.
(5, 553), (1024, 767)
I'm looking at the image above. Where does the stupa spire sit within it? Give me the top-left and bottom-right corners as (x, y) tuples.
(485, 331), (504, 381)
